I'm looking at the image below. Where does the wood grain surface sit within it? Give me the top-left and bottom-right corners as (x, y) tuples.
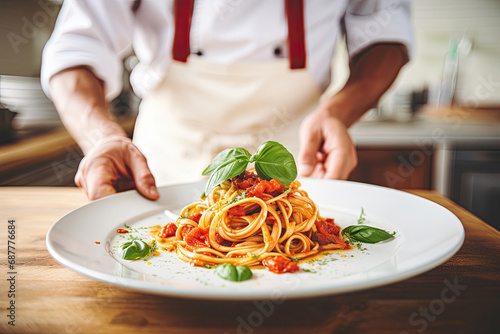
(0, 187), (499, 334)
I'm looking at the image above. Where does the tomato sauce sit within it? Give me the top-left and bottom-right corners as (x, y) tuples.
(232, 171), (285, 198)
(247, 179), (285, 198)
(232, 171), (260, 189)
(159, 222), (177, 238)
(262, 255), (299, 274)
(188, 213), (202, 223)
(228, 205), (246, 217)
(313, 218), (349, 249)
(185, 227), (210, 248)
(215, 233), (234, 247)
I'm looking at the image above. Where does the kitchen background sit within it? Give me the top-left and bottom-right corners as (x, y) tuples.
(1, 0), (499, 229)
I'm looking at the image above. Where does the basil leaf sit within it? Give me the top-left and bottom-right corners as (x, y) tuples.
(215, 263), (252, 282)
(251, 141), (297, 185)
(215, 263), (237, 281)
(121, 240), (150, 260)
(341, 225), (395, 244)
(204, 148), (251, 194)
(202, 148), (251, 176)
(235, 265), (252, 281)
(205, 159), (249, 195)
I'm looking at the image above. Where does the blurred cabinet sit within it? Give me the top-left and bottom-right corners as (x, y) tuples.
(449, 148), (500, 230)
(0, 147), (81, 186)
(349, 146), (433, 190)
(0, 118), (135, 187)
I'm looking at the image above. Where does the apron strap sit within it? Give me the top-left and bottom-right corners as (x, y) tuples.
(172, 0), (195, 62)
(131, 0), (141, 13)
(172, 0), (306, 69)
(285, 0), (306, 69)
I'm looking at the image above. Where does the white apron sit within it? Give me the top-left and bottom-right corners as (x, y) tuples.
(132, 0), (322, 186)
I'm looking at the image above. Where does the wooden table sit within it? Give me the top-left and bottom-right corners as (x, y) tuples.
(1, 187), (499, 334)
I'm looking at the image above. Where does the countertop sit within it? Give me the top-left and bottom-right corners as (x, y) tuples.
(350, 117), (500, 147)
(1, 187), (499, 333)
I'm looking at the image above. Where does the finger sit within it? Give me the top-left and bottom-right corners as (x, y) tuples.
(311, 162), (325, 179)
(298, 123), (322, 177)
(84, 159), (118, 200)
(322, 150), (347, 179)
(128, 149), (159, 200)
(323, 146), (357, 180)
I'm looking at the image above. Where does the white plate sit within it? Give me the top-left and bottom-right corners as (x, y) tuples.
(46, 179), (464, 300)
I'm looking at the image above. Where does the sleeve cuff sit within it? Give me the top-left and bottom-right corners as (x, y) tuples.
(41, 34), (124, 101)
(344, 0), (413, 61)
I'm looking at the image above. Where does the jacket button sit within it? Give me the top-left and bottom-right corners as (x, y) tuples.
(194, 50), (203, 56)
(274, 46), (282, 56)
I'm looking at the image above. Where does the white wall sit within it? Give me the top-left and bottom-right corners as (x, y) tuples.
(327, 0), (500, 117)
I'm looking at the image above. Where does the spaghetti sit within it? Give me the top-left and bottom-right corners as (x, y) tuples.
(151, 170), (350, 274)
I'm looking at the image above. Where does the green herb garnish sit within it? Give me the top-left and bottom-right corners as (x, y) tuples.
(341, 225), (395, 244)
(291, 257), (299, 262)
(357, 207), (366, 224)
(228, 191), (247, 205)
(251, 254), (260, 259)
(120, 240), (150, 260)
(202, 141), (297, 194)
(215, 263), (253, 282)
(204, 264), (211, 269)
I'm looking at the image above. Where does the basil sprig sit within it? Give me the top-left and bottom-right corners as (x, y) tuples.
(215, 263), (253, 282)
(341, 225), (395, 244)
(121, 240), (151, 260)
(202, 141), (297, 194)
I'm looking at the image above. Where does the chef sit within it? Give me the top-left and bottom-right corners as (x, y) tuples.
(41, 0), (412, 200)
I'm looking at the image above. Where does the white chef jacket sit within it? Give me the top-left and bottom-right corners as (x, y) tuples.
(41, 0), (412, 101)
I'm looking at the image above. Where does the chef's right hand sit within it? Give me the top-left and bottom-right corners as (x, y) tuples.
(74, 135), (159, 201)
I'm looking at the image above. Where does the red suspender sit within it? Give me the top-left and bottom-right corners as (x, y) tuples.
(172, 0), (306, 69)
(285, 0), (306, 69)
(172, 0), (195, 62)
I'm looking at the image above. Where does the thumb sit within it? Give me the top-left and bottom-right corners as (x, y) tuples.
(298, 123), (322, 177)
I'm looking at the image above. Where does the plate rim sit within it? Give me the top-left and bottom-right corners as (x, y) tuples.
(46, 179), (465, 300)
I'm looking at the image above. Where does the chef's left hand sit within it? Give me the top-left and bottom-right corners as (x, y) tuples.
(297, 43), (411, 179)
(298, 106), (357, 180)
